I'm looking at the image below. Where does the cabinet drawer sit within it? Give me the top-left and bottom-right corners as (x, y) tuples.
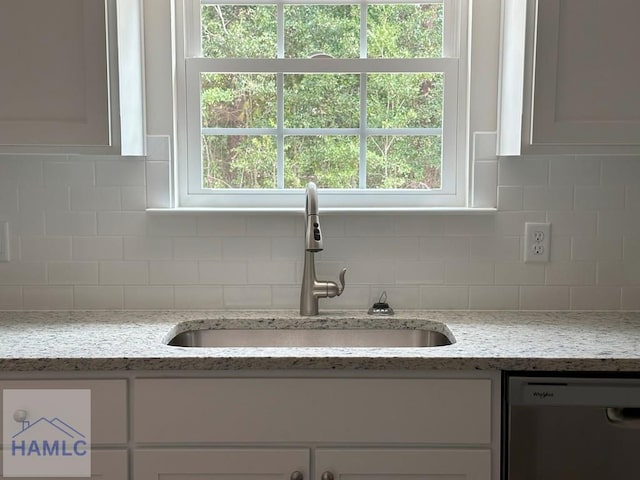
(0, 379), (127, 445)
(134, 378), (491, 444)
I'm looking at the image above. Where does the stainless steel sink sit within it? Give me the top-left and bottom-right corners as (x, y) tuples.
(166, 328), (453, 348)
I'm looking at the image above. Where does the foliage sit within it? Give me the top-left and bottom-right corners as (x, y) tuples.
(200, 3), (444, 190)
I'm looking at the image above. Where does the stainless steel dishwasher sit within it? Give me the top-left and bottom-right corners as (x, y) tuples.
(505, 374), (640, 480)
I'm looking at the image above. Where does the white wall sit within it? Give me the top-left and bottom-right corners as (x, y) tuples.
(1, 141), (639, 310)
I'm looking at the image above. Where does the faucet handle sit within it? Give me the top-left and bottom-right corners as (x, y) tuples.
(337, 268), (346, 296)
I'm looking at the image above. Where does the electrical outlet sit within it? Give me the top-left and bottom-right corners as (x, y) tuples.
(524, 222), (550, 263)
(0, 221), (9, 262)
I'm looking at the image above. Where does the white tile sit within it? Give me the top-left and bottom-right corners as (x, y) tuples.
(199, 261), (247, 284)
(21, 237), (71, 261)
(549, 236), (572, 262)
(124, 237), (172, 260)
(271, 237), (301, 260)
(523, 186), (573, 211)
(0, 211), (45, 236)
(598, 261), (640, 285)
(74, 286), (124, 309)
(174, 286), (223, 309)
(420, 286), (469, 309)
(473, 132), (497, 161)
(420, 236), (469, 260)
(197, 216), (247, 236)
(23, 286), (73, 310)
(598, 211), (640, 237)
(100, 261), (149, 285)
(601, 156), (640, 186)
(570, 287), (621, 310)
(495, 262), (545, 285)
(445, 215), (495, 235)
(71, 187), (121, 211)
(0, 157), (43, 185)
(44, 161), (95, 186)
(547, 211), (597, 237)
(574, 186), (625, 210)
(146, 161), (171, 208)
(0, 262), (46, 285)
(246, 215), (297, 236)
(549, 156), (600, 185)
(96, 159), (145, 186)
(494, 211), (547, 236)
(445, 262), (494, 284)
(622, 288), (640, 309)
(335, 260), (393, 284)
(520, 286), (570, 310)
(625, 186), (640, 209)
(343, 215), (396, 236)
(48, 262), (98, 285)
(73, 237), (123, 260)
(572, 236), (622, 261)
(98, 212), (147, 235)
(222, 237), (273, 259)
(623, 237), (640, 262)
(546, 262), (595, 285)
(18, 186), (70, 212)
(121, 186), (147, 211)
(470, 236), (521, 261)
(497, 186), (523, 211)
(223, 286), (271, 307)
(248, 261), (297, 284)
(472, 160), (498, 208)
(149, 261), (199, 284)
(146, 135), (171, 161)
(395, 216), (447, 236)
(173, 237), (222, 260)
(469, 286), (519, 309)
(147, 215), (197, 236)
(0, 286), (22, 309)
(124, 286), (174, 309)
(0, 185), (18, 211)
(45, 211), (97, 236)
(498, 156), (549, 186)
(271, 286), (299, 308)
(321, 236), (419, 261)
(394, 261), (444, 284)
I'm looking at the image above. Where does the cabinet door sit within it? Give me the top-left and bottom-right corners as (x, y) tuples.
(316, 448), (491, 480)
(0, 379), (127, 445)
(0, 449), (127, 480)
(499, 0), (640, 155)
(134, 448), (309, 480)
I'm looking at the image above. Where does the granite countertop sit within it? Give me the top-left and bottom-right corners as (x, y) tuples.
(0, 310), (639, 372)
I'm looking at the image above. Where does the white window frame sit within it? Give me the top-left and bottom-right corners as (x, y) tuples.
(175, 0), (469, 210)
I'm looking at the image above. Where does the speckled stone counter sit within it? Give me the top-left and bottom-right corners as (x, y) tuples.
(0, 310), (639, 372)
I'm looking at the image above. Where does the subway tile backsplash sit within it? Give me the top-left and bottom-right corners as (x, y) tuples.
(1, 136), (640, 311)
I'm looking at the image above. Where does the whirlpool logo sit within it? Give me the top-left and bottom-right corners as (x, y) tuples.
(3, 389), (91, 477)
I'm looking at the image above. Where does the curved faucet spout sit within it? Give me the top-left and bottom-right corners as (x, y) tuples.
(300, 182), (347, 316)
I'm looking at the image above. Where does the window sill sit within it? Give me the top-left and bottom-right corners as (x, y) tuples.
(146, 207), (497, 215)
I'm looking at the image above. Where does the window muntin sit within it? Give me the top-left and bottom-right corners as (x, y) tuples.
(180, 0), (466, 208)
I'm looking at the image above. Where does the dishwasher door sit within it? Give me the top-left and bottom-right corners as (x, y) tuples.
(506, 376), (640, 480)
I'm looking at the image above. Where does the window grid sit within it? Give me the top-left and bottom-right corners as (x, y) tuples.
(179, 0), (467, 208)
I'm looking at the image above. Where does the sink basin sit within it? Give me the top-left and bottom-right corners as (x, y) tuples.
(166, 328), (453, 348)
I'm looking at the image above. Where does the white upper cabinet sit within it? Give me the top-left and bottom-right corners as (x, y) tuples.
(498, 0), (640, 155)
(0, 0), (144, 155)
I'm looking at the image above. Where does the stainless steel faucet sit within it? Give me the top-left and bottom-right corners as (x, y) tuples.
(300, 182), (346, 316)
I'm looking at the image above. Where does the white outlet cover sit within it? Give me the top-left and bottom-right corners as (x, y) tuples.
(524, 222), (551, 263)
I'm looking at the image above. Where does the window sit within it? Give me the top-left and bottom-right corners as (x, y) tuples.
(176, 0), (468, 209)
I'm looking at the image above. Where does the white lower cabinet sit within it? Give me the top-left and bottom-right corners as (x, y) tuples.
(133, 447), (490, 480)
(132, 376), (495, 480)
